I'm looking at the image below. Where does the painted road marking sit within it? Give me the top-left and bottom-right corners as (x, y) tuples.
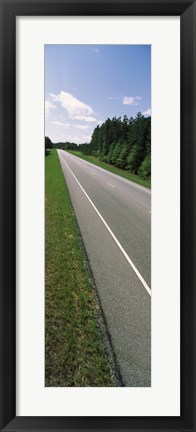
(65, 150), (151, 194)
(107, 182), (115, 189)
(58, 151), (151, 297)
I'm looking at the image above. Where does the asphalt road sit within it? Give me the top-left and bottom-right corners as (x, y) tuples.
(58, 150), (151, 387)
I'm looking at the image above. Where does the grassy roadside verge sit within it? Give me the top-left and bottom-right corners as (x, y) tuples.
(67, 150), (151, 189)
(45, 149), (115, 386)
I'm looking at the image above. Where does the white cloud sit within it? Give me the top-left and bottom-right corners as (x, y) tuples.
(106, 96), (122, 100)
(92, 48), (100, 53)
(67, 136), (84, 144)
(122, 96), (141, 106)
(50, 91), (94, 121)
(49, 133), (65, 143)
(67, 135), (81, 143)
(74, 124), (91, 130)
(83, 135), (91, 142)
(142, 108), (151, 116)
(45, 100), (56, 116)
(51, 121), (70, 128)
(71, 115), (97, 123)
(67, 134), (91, 144)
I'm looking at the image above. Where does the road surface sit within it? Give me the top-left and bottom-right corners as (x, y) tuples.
(58, 150), (151, 387)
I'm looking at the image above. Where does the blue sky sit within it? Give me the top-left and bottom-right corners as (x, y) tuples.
(45, 45), (151, 144)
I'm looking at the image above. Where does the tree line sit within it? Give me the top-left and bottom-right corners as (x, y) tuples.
(45, 137), (78, 154)
(45, 112), (151, 180)
(78, 113), (151, 179)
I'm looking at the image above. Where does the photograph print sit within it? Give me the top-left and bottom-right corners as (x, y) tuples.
(45, 44), (151, 387)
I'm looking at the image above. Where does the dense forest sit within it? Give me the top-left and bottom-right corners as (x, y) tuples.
(45, 112), (151, 180)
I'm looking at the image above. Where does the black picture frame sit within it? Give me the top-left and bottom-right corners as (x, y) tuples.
(0, 0), (195, 431)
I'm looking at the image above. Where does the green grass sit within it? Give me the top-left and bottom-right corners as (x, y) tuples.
(67, 150), (151, 189)
(45, 149), (115, 387)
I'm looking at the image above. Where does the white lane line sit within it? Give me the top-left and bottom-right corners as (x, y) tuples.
(58, 152), (151, 297)
(107, 182), (115, 189)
